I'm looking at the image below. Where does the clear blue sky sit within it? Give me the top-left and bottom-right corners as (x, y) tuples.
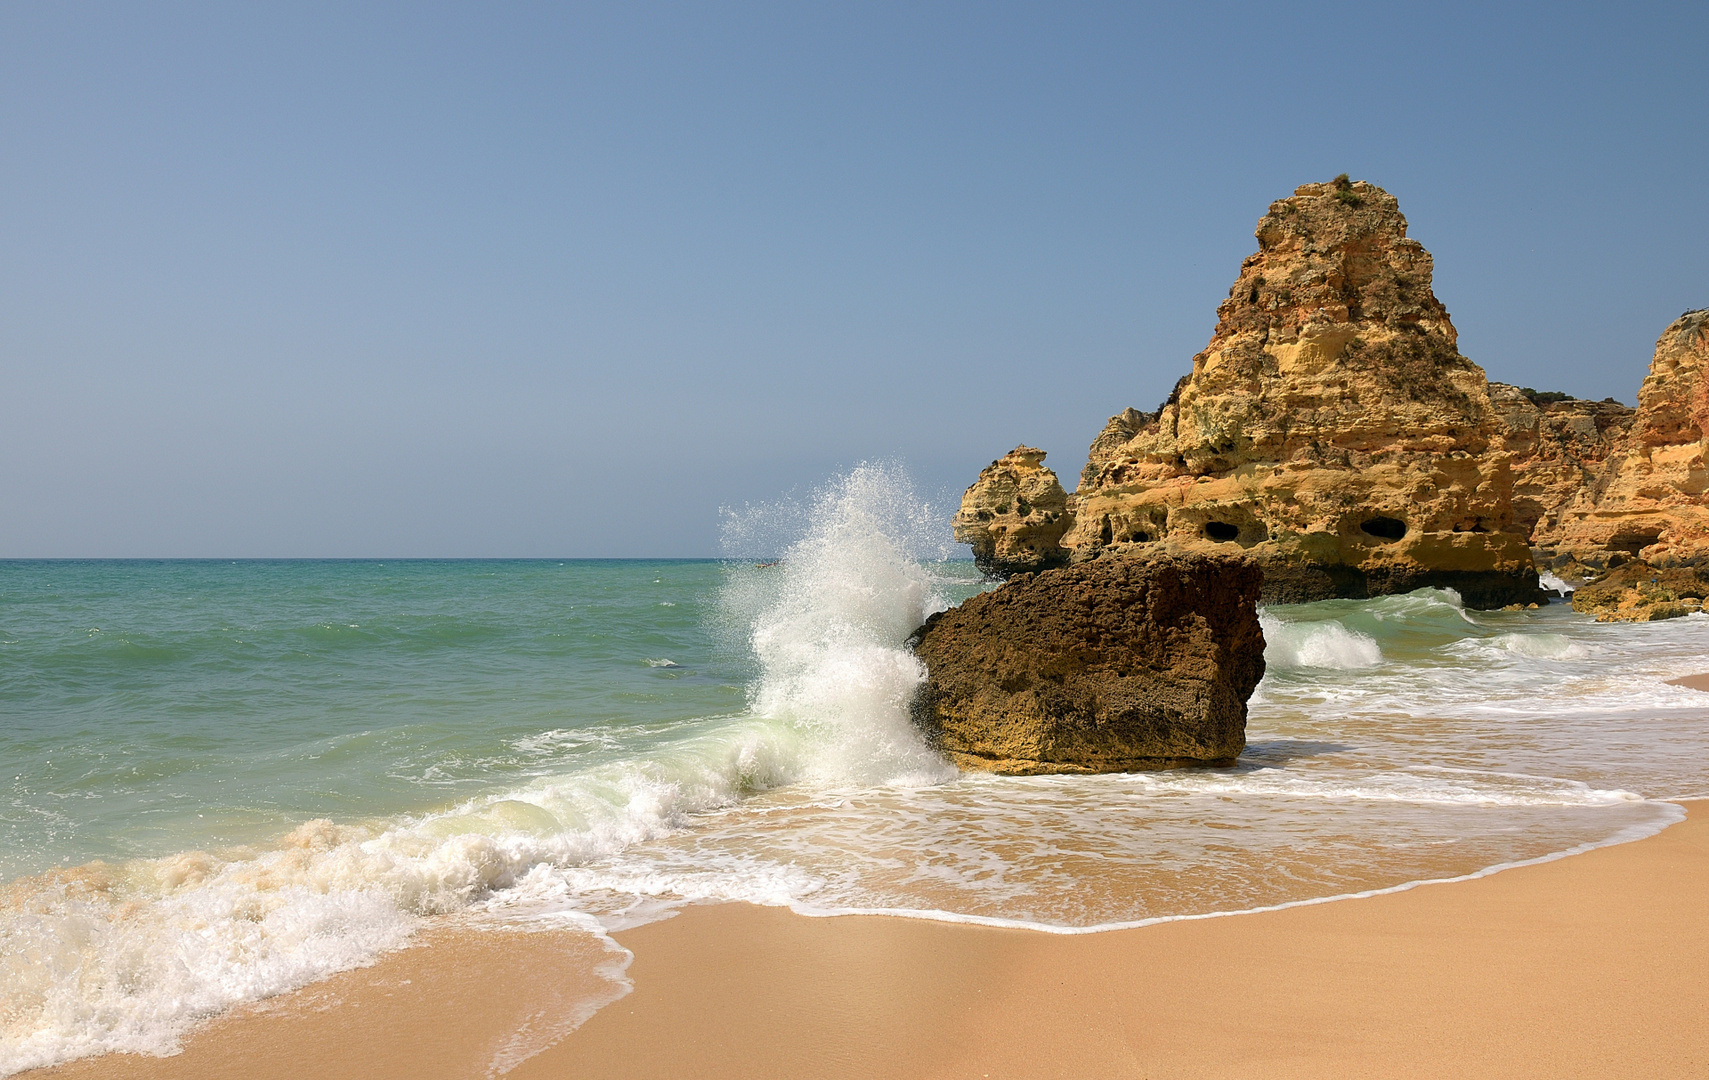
(4, 2), (1705, 556)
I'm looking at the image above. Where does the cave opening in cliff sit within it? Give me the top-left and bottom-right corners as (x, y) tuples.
(1203, 521), (1240, 542)
(1609, 531), (1661, 555)
(1360, 517), (1407, 541)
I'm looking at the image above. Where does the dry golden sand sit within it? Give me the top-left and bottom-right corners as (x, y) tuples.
(32, 801), (1709, 1080)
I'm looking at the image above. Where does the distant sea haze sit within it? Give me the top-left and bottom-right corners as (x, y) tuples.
(4, 468), (1708, 1074)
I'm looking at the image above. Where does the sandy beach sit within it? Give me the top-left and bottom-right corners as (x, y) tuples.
(32, 798), (1707, 1080)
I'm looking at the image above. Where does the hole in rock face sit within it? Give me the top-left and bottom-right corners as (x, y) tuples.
(1609, 531), (1660, 555)
(1204, 521), (1240, 542)
(1360, 517), (1406, 541)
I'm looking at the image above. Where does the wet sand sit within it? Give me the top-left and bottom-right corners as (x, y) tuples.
(1668, 672), (1709, 692)
(33, 801), (1709, 1080)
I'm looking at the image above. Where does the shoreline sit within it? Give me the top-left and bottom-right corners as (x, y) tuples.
(29, 798), (1709, 1080)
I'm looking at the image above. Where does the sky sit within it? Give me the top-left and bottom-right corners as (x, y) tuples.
(3, 2), (1705, 557)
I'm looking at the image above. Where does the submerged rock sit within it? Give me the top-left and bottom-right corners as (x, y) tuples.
(951, 446), (1072, 577)
(909, 552), (1264, 775)
(957, 177), (1546, 609)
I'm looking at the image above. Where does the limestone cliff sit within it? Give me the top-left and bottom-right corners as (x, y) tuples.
(1059, 177), (1543, 608)
(951, 447), (1072, 577)
(1487, 384), (1635, 552)
(1539, 310), (1709, 571)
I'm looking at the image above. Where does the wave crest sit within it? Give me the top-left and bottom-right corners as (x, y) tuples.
(1260, 614), (1383, 669)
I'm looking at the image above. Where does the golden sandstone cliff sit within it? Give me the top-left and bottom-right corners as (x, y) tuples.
(1487, 384), (1635, 548)
(928, 182), (1704, 775)
(1538, 310), (1709, 567)
(1542, 311), (1709, 619)
(954, 177), (1708, 619)
(956, 177), (1547, 608)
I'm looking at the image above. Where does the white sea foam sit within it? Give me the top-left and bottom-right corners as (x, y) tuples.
(1115, 766), (1642, 807)
(773, 798), (1687, 935)
(738, 465), (957, 787)
(1260, 613), (1383, 669)
(1488, 632), (1589, 660)
(0, 731), (782, 1075)
(1539, 570), (1575, 594)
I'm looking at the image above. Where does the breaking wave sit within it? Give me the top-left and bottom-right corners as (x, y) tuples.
(1260, 613), (1383, 669)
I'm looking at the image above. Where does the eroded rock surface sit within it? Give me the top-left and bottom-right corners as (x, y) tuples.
(1569, 561), (1709, 622)
(1055, 177), (1544, 608)
(951, 447), (1072, 577)
(909, 552), (1264, 774)
(1541, 311), (1709, 573)
(1488, 383), (1635, 548)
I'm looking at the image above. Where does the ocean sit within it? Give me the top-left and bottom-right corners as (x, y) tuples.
(4, 467), (1708, 1075)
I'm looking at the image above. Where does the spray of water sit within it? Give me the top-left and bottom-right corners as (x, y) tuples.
(722, 462), (960, 786)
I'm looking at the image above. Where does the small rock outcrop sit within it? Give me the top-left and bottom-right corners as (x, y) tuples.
(1540, 311), (1709, 574)
(951, 447), (1072, 577)
(909, 552), (1264, 774)
(1569, 561), (1709, 621)
(1049, 177), (1544, 608)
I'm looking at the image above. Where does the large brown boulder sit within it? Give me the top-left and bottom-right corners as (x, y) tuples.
(908, 552), (1264, 775)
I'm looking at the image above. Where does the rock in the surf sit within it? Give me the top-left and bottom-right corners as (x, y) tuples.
(951, 446), (1073, 577)
(908, 551), (1264, 774)
(1568, 560), (1709, 621)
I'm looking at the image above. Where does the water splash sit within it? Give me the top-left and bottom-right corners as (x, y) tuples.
(730, 464), (959, 786)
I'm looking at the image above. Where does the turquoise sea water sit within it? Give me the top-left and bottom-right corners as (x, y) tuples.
(5, 469), (1709, 1075)
(1, 559), (752, 882)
